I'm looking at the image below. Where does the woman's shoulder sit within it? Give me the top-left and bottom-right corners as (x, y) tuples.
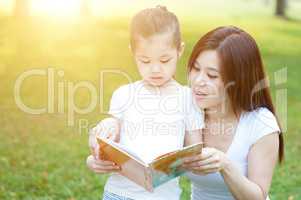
(241, 107), (278, 127)
(239, 107), (281, 145)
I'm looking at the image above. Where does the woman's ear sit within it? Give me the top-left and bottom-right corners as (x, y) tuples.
(178, 42), (185, 58)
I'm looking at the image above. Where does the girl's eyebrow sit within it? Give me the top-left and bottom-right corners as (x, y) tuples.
(137, 55), (150, 59)
(160, 54), (172, 58)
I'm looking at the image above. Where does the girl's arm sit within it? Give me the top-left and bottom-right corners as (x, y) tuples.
(87, 117), (121, 174)
(89, 117), (121, 157)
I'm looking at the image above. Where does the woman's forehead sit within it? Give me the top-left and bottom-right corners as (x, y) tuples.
(195, 50), (220, 71)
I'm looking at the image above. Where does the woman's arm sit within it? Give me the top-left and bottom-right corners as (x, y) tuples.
(182, 132), (279, 200)
(184, 129), (203, 146)
(221, 132), (279, 200)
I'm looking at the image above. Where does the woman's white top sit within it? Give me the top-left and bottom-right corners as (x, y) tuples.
(186, 107), (280, 200)
(105, 81), (205, 200)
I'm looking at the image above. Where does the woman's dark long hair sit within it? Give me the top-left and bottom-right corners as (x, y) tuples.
(188, 26), (284, 163)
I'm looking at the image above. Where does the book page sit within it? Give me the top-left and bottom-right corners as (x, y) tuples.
(109, 140), (145, 164)
(150, 142), (203, 188)
(97, 137), (153, 191)
(97, 137), (146, 165)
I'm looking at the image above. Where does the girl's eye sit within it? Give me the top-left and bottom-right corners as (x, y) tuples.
(140, 60), (150, 64)
(160, 59), (171, 64)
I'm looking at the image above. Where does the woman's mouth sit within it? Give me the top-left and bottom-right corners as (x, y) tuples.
(193, 90), (209, 99)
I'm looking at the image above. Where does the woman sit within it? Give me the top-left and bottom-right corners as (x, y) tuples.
(182, 26), (284, 200)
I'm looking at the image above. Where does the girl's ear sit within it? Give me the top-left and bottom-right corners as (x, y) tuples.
(178, 42), (185, 58)
(129, 44), (136, 57)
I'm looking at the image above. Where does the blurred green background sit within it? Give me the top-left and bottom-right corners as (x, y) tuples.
(0, 0), (300, 199)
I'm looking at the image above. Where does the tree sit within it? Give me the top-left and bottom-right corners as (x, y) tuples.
(275, 0), (286, 17)
(14, 0), (30, 17)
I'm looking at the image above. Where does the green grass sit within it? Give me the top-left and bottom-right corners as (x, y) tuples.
(0, 1), (301, 199)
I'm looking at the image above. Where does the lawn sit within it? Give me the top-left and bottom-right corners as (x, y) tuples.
(0, 0), (301, 199)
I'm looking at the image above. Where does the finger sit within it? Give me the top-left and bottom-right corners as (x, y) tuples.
(199, 148), (215, 160)
(94, 159), (117, 166)
(106, 132), (116, 140)
(93, 168), (121, 174)
(192, 170), (207, 175)
(182, 154), (202, 164)
(183, 148), (215, 164)
(183, 154), (219, 168)
(182, 153), (211, 164)
(190, 163), (221, 172)
(86, 155), (95, 169)
(92, 163), (120, 171)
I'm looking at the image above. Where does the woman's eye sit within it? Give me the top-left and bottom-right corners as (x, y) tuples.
(208, 74), (218, 79)
(192, 65), (200, 71)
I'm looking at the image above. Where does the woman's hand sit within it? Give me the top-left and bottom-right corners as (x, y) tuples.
(86, 155), (120, 174)
(182, 147), (230, 175)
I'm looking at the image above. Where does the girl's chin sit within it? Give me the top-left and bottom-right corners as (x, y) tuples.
(145, 79), (167, 87)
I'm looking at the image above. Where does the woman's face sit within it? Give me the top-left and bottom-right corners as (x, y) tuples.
(189, 50), (226, 111)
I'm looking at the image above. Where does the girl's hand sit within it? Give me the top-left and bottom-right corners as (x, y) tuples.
(89, 117), (120, 151)
(182, 147), (230, 175)
(86, 155), (120, 174)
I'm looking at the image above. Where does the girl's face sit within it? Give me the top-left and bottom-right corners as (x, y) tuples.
(189, 50), (225, 110)
(133, 31), (183, 87)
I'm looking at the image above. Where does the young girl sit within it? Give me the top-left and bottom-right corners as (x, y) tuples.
(87, 6), (204, 200)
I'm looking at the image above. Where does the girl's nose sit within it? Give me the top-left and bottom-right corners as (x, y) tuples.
(151, 65), (161, 73)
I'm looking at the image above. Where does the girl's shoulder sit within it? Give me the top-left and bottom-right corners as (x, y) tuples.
(112, 81), (142, 95)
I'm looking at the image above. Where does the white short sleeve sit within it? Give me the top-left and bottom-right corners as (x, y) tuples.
(183, 87), (205, 132)
(250, 107), (281, 145)
(108, 85), (132, 119)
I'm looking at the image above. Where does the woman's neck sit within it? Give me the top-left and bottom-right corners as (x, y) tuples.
(204, 104), (239, 137)
(205, 104), (237, 122)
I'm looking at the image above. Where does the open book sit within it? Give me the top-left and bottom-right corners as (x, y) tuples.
(96, 137), (203, 192)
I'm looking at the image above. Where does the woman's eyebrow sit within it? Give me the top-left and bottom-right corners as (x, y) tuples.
(195, 61), (219, 72)
(207, 67), (219, 72)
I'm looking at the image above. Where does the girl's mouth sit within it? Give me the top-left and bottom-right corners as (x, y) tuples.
(150, 76), (163, 80)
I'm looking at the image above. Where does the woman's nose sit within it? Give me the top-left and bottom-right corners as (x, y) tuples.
(193, 73), (207, 86)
